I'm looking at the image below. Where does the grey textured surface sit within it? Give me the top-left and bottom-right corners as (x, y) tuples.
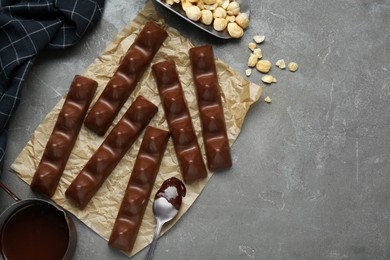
(1, 0), (390, 259)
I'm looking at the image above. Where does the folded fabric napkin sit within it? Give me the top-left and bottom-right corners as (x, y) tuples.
(0, 0), (105, 175)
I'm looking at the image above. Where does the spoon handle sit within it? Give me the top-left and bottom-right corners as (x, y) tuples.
(145, 219), (164, 260)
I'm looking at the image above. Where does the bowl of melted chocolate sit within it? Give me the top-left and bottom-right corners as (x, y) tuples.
(0, 199), (76, 260)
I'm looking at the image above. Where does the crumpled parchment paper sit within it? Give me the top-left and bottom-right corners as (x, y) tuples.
(11, 0), (262, 257)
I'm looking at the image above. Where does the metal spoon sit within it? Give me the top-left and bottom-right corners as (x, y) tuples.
(145, 197), (179, 260)
(145, 177), (186, 260)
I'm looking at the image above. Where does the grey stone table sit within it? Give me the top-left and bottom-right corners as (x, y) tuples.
(1, 0), (389, 259)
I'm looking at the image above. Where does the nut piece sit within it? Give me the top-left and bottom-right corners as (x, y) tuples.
(253, 35), (265, 44)
(253, 48), (262, 58)
(213, 17), (228, 31)
(185, 6), (202, 21)
(203, 0), (216, 4)
(245, 69), (252, 77)
(235, 13), (249, 29)
(227, 2), (240, 16)
(264, 96), (272, 103)
(227, 22), (244, 38)
(261, 75), (277, 84)
(247, 54), (258, 67)
(275, 59), (286, 69)
(200, 9), (213, 25)
(288, 62), (299, 72)
(256, 59), (272, 73)
(213, 6), (227, 18)
(248, 42), (256, 51)
(226, 15), (236, 23)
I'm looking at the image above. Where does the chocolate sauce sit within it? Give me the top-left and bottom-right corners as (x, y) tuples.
(0, 202), (69, 260)
(155, 177), (186, 210)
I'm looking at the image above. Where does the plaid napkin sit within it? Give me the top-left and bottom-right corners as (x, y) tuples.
(0, 0), (105, 175)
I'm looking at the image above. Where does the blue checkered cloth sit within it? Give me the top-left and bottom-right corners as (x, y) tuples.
(0, 0), (105, 175)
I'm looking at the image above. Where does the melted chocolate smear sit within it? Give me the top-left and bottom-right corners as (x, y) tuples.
(155, 177), (186, 210)
(0, 202), (69, 260)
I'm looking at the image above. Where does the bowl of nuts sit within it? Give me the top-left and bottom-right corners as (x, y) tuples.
(154, 0), (250, 39)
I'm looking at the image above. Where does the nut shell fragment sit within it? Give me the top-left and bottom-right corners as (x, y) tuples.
(275, 59), (286, 69)
(288, 62), (299, 72)
(261, 75), (277, 84)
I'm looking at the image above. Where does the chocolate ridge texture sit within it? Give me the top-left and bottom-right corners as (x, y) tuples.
(109, 126), (170, 253)
(65, 96), (158, 209)
(189, 45), (232, 171)
(152, 60), (208, 183)
(84, 21), (168, 136)
(30, 75), (98, 197)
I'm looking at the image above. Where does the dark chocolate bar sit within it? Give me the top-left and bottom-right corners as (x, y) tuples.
(108, 126), (169, 253)
(152, 60), (207, 183)
(84, 22), (168, 136)
(65, 96), (158, 209)
(30, 75), (98, 197)
(189, 45), (232, 171)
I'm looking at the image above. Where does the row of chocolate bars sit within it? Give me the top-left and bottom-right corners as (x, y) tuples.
(29, 21), (232, 253)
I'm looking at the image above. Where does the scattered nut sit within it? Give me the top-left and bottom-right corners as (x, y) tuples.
(275, 59), (286, 69)
(213, 17), (228, 31)
(253, 35), (265, 44)
(253, 48), (262, 58)
(200, 9), (213, 25)
(245, 69), (252, 77)
(261, 75), (277, 84)
(256, 60), (272, 73)
(235, 13), (249, 29)
(227, 22), (244, 38)
(288, 62), (299, 72)
(248, 42), (256, 51)
(185, 5), (202, 21)
(247, 53), (258, 67)
(226, 2), (240, 16)
(264, 96), (272, 103)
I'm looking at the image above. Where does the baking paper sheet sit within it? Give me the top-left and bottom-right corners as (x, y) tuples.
(11, 0), (262, 257)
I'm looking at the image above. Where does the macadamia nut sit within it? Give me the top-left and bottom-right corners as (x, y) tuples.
(213, 17), (228, 31)
(200, 9), (213, 25)
(235, 13), (249, 29)
(253, 35), (265, 44)
(227, 22), (244, 38)
(256, 60), (272, 73)
(186, 5), (202, 21)
(213, 6), (227, 18)
(227, 2), (240, 16)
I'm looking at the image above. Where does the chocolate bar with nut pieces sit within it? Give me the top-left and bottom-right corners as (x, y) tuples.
(189, 45), (232, 171)
(109, 126), (169, 253)
(30, 75), (98, 197)
(65, 96), (158, 209)
(84, 22), (168, 136)
(152, 60), (207, 183)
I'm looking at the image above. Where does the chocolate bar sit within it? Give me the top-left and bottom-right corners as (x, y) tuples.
(152, 60), (207, 183)
(30, 75), (98, 197)
(84, 22), (168, 136)
(65, 96), (158, 209)
(189, 45), (232, 171)
(108, 126), (169, 253)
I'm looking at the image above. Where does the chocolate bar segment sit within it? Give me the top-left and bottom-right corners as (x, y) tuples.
(108, 126), (169, 253)
(84, 22), (168, 136)
(65, 96), (158, 209)
(189, 45), (232, 171)
(152, 60), (207, 183)
(30, 75), (98, 197)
